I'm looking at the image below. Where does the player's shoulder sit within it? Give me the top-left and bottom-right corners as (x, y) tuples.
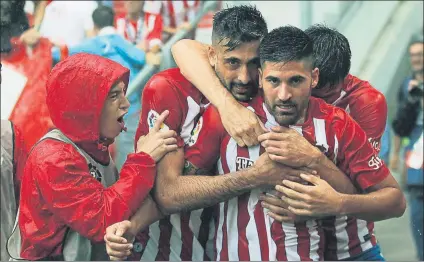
(310, 97), (350, 124)
(344, 74), (386, 105)
(145, 68), (200, 97)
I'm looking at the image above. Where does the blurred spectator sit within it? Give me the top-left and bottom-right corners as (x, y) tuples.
(115, 1), (163, 53)
(380, 120), (391, 164)
(36, 0), (98, 47)
(145, 0), (200, 43)
(391, 34), (423, 261)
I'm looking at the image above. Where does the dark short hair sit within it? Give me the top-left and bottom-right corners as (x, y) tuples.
(92, 5), (115, 29)
(305, 24), (351, 89)
(409, 33), (424, 48)
(212, 5), (267, 51)
(259, 25), (313, 67)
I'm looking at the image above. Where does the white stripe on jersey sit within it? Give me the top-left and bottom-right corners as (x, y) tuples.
(190, 209), (205, 261)
(307, 220), (321, 261)
(358, 219), (374, 251)
(335, 216), (351, 260)
(245, 189), (262, 261)
(313, 118), (329, 153)
(282, 222), (301, 261)
(169, 214), (183, 261)
(142, 221), (161, 260)
(227, 197), (239, 261)
(333, 134), (339, 164)
(215, 202), (225, 261)
(181, 97), (201, 144)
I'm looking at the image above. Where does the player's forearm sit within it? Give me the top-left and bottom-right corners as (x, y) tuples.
(156, 168), (260, 214)
(171, 39), (236, 110)
(128, 195), (164, 236)
(310, 154), (358, 194)
(338, 187), (406, 221)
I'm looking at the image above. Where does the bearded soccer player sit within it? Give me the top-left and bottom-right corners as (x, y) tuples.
(104, 6), (313, 261)
(180, 26), (405, 261)
(172, 24), (391, 261)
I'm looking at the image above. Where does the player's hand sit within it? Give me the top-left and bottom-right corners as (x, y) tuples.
(146, 52), (161, 66)
(259, 193), (311, 223)
(219, 100), (266, 147)
(178, 21), (192, 31)
(253, 152), (317, 187)
(136, 110), (178, 162)
(258, 126), (323, 168)
(104, 220), (135, 261)
(20, 28), (41, 46)
(278, 173), (343, 217)
(389, 154), (400, 171)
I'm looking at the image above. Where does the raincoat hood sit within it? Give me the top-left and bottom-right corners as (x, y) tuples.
(46, 53), (130, 157)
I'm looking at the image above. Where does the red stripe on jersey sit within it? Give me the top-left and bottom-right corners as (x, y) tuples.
(296, 221), (312, 261)
(323, 217), (338, 260)
(180, 212), (193, 260)
(156, 217), (173, 260)
(213, 206), (220, 260)
(236, 146), (251, 261)
(347, 217), (362, 257)
(254, 200), (269, 260)
(271, 221), (287, 260)
(199, 207), (214, 260)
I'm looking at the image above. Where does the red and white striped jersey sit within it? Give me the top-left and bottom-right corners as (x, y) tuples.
(185, 94), (390, 261)
(115, 12), (163, 49)
(321, 74), (388, 260)
(131, 68), (212, 261)
(144, 0), (200, 28)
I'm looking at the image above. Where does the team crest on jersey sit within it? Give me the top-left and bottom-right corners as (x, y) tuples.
(236, 157), (254, 171)
(187, 116), (203, 146)
(147, 110), (169, 131)
(88, 163), (102, 182)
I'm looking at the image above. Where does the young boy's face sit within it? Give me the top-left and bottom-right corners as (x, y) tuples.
(99, 81), (130, 140)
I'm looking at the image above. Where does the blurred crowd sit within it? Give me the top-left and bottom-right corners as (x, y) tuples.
(0, 0), (207, 160)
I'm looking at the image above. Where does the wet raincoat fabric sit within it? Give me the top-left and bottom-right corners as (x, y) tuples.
(18, 53), (156, 260)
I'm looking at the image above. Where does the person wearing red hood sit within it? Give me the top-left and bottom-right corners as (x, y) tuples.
(9, 53), (178, 260)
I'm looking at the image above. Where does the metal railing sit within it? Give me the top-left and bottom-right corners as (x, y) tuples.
(126, 1), (218, 98)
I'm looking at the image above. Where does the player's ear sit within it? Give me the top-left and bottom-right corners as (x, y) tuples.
(311, 67), (319, 89)
(207, 45), (217, 68)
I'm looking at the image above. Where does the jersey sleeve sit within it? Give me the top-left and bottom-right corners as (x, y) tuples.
(184, 106), (225, 172)
(333, 108), (390, 190)
(350, 90), (388, 153)
(135, 75), (184, 151)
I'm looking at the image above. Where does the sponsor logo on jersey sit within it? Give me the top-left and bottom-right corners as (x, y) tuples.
(368, 155), (383, 170)
(147, 110), (169, 131)
(236, 157), (254, 171)
(368, 137), (381, 152)
(187, 116), (203, 146)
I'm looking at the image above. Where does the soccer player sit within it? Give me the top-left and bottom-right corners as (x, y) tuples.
(172, 24), (391, 261)
(182, 25), (405, 261)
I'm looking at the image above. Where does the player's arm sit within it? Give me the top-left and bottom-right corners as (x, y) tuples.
(276, 112), (406, 221)
(258, 126), (357, 194)
(171, 39), (264, 147)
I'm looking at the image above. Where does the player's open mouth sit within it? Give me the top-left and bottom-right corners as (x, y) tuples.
(117, 113), (127, 132)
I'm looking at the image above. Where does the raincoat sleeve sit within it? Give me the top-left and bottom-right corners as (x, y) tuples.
(32, 143), (156, 242)
(114, 36), (146, 67)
